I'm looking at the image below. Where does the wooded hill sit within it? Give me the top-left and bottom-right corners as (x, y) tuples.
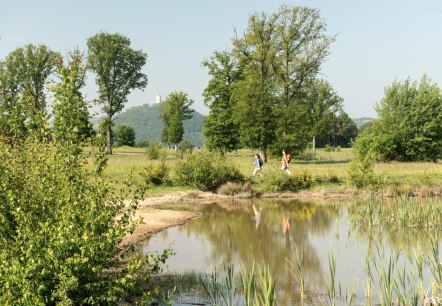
(113, 103), (205, 147)
(109, 103), (370, 148)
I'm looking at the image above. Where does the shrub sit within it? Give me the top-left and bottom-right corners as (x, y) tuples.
(174, 151), (244, 191)
(324, 144), (335, 152)
(218, 181), (255, 197)
(347, 153), (381, 189)
(265, 170), (314, 192)
(141, 162), (169, 186)
(0, 137), (168, 304)
(315, 172), (342, 184)
(354, 76), (442, 162)
(176, 140), (193, 159)
(146, 142), (166, 160)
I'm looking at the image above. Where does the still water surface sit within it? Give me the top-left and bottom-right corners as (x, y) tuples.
(138, 199), (438, 305)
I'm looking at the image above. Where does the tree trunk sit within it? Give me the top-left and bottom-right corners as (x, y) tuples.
(174, 143), (178, 151)
(260, 149), (267, 163)
(106, 127), (112, 155)
(312, 136), (316, 159)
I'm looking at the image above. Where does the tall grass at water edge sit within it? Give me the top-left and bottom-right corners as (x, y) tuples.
(349, 196), (442, 229)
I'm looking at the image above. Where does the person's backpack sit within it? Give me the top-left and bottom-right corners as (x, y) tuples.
(286, 154), (291, 163)
(259, 159), (264, 167)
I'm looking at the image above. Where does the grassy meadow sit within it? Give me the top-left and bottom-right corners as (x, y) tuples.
(105, 146), (442, 195)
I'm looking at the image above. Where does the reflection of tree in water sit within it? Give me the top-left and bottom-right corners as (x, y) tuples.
(184, 199), (339, 300)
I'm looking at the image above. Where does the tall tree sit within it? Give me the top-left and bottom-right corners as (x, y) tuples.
(304, 79), (343, 156)
(202, 50), (242, 154)
(273, 6), (335, 154)
(232, 12), (279, 161)
(0, 44), (57, 140)
(230, 6), (335, 160)
(160, 91), (193, 150)
(52, 50), (93, 145)
(87, 32), (147, 154)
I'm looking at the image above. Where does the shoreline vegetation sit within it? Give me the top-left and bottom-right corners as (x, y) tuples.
(116, 146), (442, 245)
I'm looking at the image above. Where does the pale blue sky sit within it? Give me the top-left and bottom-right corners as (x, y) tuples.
(1, 0), (441, 118)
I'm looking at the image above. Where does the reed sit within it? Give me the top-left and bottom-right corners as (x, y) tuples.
(349, 196), (442, 229)
(256, 264), (276, 306)
(240, 263), (256, 306)
(290, 246), (305, 301)
(222, 263), (235, 306)
(324, 247), (337, 306)
(425, 236), (442, 287)
(199, 267), (224, 305)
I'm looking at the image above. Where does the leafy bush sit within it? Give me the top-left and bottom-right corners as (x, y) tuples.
(347, 153), (381, 189)
(354, 76), (442, 162)
(141, 162), (170, 186)
(0, 137), (168, 304)
(324, 144), (335, 152)
(146, 142), (166, 160)
(174, 151), (244, 191)
(177, 140), (193, 159)
(265, 170), (314, 192)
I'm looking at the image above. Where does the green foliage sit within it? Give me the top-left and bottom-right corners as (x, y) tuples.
(265, 170), (314, 192)
(177, 140), (193, 159)
(232, 12), (278, 158)
(52, 50), (93, 144)
(141, 162), (170, 186)
(114, 124), (136, 147)
(229, 6), (334, 157)
(202, 50), (241, 154)
(160, 91), (194, 148)
(97, 117), (113, 149)
(0, 44), (57, 141)
(354, 75), (442, 161)
(0, 136), (168, 304)
(146, 142), (166, 160)
(175, 151), (244, 191)
(87, 32), (148, 154)
(347, 153), (381, 189)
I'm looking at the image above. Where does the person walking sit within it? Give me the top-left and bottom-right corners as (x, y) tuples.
(281, 150), (292, 175)
(252, 154), (263, 180)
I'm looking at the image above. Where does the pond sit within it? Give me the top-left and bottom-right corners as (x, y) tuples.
(137, 199), (442, 305)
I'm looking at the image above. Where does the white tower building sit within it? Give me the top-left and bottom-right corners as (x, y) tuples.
(155, 94), (161, 104)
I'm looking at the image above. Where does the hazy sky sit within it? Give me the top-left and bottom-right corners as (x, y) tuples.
(1, 0), (441, 118)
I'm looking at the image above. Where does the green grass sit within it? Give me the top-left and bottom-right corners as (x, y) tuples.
(103, 147), (442, 194)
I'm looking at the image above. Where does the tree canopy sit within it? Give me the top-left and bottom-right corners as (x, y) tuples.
(354, 75), (442, 161)
(160, 91), (194, 149)
(207, 6), (334, 159)
(87, 32), (147, 154)
(202, 50), (241, 154)
(0, 44), (57, 140)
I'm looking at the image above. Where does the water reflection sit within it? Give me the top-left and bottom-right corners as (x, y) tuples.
(139, 199), (442, 305)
